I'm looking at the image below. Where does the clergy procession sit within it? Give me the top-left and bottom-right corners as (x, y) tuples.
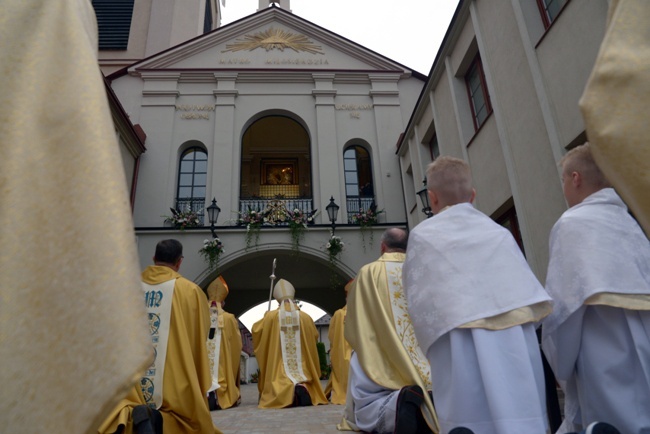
(3, 0), (650, 434)
(97, 150), (649, 434)
(91, 151), (649, 434)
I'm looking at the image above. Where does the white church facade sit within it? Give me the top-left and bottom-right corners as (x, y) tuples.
(98, 0), (612, 316)
(100, 1), (425, 316)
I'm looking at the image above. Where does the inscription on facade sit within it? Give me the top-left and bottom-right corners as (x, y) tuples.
(175, 104), (214, 120)
(219, 58), (251, 64)
(265, 58), (329, 65)
(335, 104), (373, 110)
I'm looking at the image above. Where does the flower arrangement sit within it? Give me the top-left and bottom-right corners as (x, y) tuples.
(351, 206), (384, 251)
(236, 202), (319, 251)
(164, 207), (201, 230)
(237, 207), (265, 250)
(198, 237), (224, 271)
(325, 231), (344, 288)
(351, 207), (384, 227)
(325, 233), (344, 258)
(286, 208), (319, 253)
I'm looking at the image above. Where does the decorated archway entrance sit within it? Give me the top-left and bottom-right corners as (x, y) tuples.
(199, 248), (350, 318)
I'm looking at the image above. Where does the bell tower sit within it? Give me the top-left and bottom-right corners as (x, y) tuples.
(258, 0), (292, 12)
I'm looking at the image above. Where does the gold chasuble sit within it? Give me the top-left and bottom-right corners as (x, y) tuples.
(100, 266), (221, 434)
(213, 311), (242, 409)
(1, 1), (152, 433)
(252, 306), (329, 408)
(579, 0), (650, 236)
(324, 305), (352, 404)
(345, 252), (439, 432)
(206, 276), (243, 410)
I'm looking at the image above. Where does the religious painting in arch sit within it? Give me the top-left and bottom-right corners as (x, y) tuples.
(240, 115), (313, 214)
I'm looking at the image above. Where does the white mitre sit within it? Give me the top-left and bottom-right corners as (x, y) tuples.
(273, 278), (295, 302)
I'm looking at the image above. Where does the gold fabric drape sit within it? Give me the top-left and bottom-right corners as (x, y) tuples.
(324, 306), (351, 405)
(579, 0), (650, 236)
(0, 1), (152, 433)
(252, 307), (328, 408)
(216, 311), (243, 409)
(345, 253), (439, 432)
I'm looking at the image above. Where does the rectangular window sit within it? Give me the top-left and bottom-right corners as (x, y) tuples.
(496, 206), (525, 255)
(429, 134), (440, 161)
(536, 0), (568, 29)
(465, 54), (492, 131)
(91, 0), (134, 50)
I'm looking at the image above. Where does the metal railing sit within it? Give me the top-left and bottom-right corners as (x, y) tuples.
(238, 197), (314, 226)
(346, 196), (376, 223)
(175, 198), (206, 224)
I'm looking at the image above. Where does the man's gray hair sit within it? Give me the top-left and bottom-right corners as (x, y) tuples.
(381, 228), (408, 252)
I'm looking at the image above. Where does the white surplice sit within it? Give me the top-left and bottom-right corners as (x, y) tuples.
(404, 203), (552, 352)
(542, 188), (650, 434)
(404, 203), (552, 434)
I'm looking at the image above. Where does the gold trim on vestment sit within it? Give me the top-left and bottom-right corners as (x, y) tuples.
(586, 292), (650, 310)
(345, 252), (439, 432)
(460, 302), (552, 330)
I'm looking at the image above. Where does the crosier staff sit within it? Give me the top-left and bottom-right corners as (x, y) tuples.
(267, 258), (277, 311)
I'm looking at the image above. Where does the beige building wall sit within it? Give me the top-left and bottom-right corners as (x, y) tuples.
(397, 0), (609, 281)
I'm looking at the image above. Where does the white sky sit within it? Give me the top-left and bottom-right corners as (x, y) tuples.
(239, 300), (327, 331)
(220, 0), (461, 75)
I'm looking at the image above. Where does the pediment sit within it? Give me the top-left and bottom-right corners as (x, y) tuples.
(128, 7), (414, 76)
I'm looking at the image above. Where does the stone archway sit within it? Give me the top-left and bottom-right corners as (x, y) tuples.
(201, 248), (350, 318)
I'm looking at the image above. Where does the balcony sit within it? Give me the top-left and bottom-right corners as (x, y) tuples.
(346, 196), (375, 223)
(175, 197), (206, 224)
(239, 197), (314, 225)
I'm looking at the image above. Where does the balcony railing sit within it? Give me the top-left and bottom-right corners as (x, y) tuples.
(175, 198), (206, 224)
(239, 197), (314, 225)
(346, 196), (375, 223)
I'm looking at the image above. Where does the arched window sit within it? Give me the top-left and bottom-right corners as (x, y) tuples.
(176, 147), (207, 222)
(344, 145), (374, 223)
(240, 115), (312, 216)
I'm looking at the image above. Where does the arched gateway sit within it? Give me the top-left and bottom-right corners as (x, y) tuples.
(197, 247), (351, 317)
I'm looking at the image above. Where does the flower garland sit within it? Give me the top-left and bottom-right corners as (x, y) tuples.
(198, 237), (224, 271)
(237, 208), (264, 250)
(164, 207), (201, 230)
(237, 201), (317, 252)
(286, 208), (319, 254)
(351, 207), (384, 251)
(325, 231), (344, 288)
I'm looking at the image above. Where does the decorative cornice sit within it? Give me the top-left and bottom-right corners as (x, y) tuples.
(141, 90), (180, 97)
(139, 72), (181, 81)
(311, 89), (337, 97)
(213, 89), (239, 97)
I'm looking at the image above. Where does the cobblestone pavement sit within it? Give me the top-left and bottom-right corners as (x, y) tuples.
(211, 381), (346, 433)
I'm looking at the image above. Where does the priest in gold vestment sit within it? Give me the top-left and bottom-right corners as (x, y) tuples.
(206, 276), (242, 410)
(252, 279), (329, 408)
(341, 228), (438, 434)
(323, 279), (353, 405)
(99, 240), (221, 434)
